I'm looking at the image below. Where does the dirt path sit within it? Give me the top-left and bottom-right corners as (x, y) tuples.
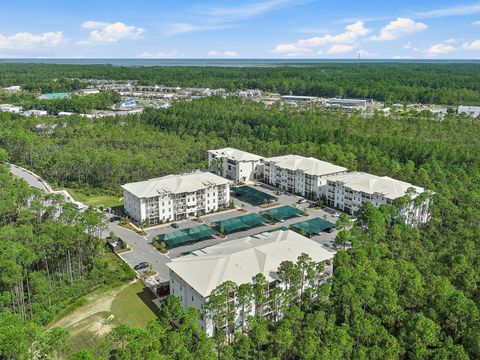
(48, 281), (133, 329)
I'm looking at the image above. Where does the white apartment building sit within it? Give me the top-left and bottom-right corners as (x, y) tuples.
(263, 155), (348, 199)
(208, 147), (263, 182)
(122, 171), (230, 225)
(326, 172), (431, 225)
(167, 229), (335, 336)
(458, 105), (480, 118)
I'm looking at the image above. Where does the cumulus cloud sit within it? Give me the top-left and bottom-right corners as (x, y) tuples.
(0, 31), (65, 49)
(371, 18), (427, 41)
(425, 43), (456, 55)
(357, 49), (378, 57)
(297, 21), (370, 47)
(271, 43), (313, 56)
(78, 21), (145, 44)
(207, 50), (239, 57)
(272, 21), (369, 55)
(327, 44), (356, 54)
(463, 39), (480, 50)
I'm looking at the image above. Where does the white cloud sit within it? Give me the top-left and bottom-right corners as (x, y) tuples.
(403, 42), (421, 52)
(78, 21), (145, 44)
(425, 43), (456, 55)
(271, 43), (313, 56)
(0, 31), (65, 49)
(371, 18), (427, 41)
(207, 50), (239, 57)
(416, 4), (480, 19)
(297, 21), (370, 47)
(357, 49), (378, 57)
(445, 38), (456, 44)
(163, 22), (234, 36)
(463, 40), (480, 50)
(137, 51), (179, 58)
(474, 21), (480, 25)
(327, 44), (356, 54)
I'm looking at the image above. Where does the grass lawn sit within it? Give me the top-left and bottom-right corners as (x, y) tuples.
(67, 188), (123, 209)
(110, 281), (160, 328)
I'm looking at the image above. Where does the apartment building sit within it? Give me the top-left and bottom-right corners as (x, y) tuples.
(122, 171), (230, 225)
(208, 147), (263, 182)
(263, 155), (348, 199)
(325, 172), (430, 225)
(167, 229), (335, 336)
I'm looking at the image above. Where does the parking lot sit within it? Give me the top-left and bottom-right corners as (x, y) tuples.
(108, 183), (341, 284)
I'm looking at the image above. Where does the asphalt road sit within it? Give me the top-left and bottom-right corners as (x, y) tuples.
(10, 164), (50, 192)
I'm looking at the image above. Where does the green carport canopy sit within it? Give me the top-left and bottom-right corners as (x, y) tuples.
(213, 213), (268, 234)
(233, 186), (277, 206)
(290, 217), (335, 236)
(158, 224), (219, 249)
(262, 205), (304, 221)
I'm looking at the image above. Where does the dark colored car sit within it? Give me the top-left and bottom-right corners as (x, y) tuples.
(171, 223), (179, 228)
(133, 262), (149, 271)
(325, 227), (335, 233)
(109, 216), (121, 222)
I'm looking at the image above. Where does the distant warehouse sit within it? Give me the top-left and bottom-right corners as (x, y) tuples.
(122, 171), (230, 226)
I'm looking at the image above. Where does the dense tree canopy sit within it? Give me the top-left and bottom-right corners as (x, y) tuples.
(1, 63), (480, 104)
(1, 64), (480, 358)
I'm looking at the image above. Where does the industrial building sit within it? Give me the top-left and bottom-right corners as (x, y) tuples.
(208, 147), (264, 182)
(327, 98), (371, 109)
(325, 172), (431, 225)
(263, 155), (348, 199)
(122, 171), (230, 225)
(166, 229), (335, 336)
(458, 105), (480, 118)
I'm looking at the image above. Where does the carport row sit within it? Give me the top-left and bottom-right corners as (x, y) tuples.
(156, 205), (336, 250)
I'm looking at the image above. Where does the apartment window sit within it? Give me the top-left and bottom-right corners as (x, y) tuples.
(180, 285), (183, 291)
(172, 289), (175, 294)
(191, 295), (194, 302)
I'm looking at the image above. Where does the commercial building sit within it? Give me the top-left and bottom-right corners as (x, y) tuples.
(2, 86), (21, 93)
(325, 172), (430, 225)
(167, 229), (335, 336)
(0, 104), (23, 113)
(21, 110), (48, 117)
(281, 95), (319, 102)
(208, 147), (263, 182)
(458, 105), (480, 118)
(122, 171), (230, 225)
(263, 155), (348, 199)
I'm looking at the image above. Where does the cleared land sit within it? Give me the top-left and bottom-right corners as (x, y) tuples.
(49, 281), (159, 353)
(67, 188), (123, 208)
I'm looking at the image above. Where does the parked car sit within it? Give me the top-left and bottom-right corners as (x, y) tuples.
(109, 216), (121, 222)
(133, 262), (149, 271)
(297, 198), (307, 204)
(325, 227), (335, 233)
(333, 212), (341, 217)
(171, 223), (179, 229)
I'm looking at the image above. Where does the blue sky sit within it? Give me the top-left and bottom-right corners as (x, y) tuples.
(1, 0), (480, 58)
